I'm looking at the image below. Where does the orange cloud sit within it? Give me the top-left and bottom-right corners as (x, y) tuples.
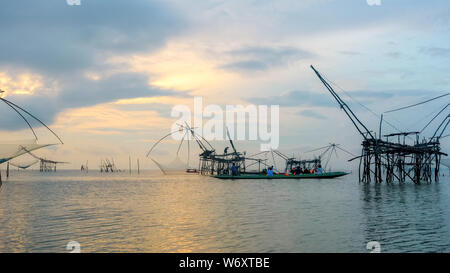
(53, 102), (173, 134)
(0, 72), (48, 95)
(114, 96), (191, 106)
(109, 41), (238, 95)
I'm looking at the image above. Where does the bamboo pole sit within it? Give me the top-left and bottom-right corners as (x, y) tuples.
(129, 156), (131, 175)
(137, 159), (140, 175)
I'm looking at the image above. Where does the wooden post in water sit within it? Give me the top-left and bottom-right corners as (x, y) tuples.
(7, 162), (10, 178)
(129, 156), (131, 175)
(137, 159), (140, 175)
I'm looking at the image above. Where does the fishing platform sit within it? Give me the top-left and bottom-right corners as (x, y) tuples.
(311, 65), (449, 184)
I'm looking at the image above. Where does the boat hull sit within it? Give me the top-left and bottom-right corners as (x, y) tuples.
(211, 171), (349, 180)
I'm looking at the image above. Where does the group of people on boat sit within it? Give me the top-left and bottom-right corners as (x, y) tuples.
(261, 165), (324, 176)
(230, 163), (323, 177)
(290, 165), (323, 175)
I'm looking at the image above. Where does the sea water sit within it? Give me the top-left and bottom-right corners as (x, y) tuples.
(1, 170), (450, 253)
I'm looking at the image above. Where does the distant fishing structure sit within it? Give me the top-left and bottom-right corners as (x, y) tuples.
(264, 143), (356, 174)
(81, 161), (89, 173)
(0, 89), (64, 181)
(16, 147), (68, 172)
(147, 123), (265, 175)
(194, 125), (249, 175)
(99, 158), (121, 173)
(311, 65), (448, 184)
(147, 123), (201, 174)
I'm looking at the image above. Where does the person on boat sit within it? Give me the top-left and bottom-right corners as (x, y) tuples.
(231, 163), (238, 176)
(316, 165), (323, 174)
(267, 166), (274, 176)
(291, 167), (298, 175)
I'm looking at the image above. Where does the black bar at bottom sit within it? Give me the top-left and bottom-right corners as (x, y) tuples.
(0, 253), (447, 272)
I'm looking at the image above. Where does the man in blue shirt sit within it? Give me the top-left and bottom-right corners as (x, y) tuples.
(316, 165), (323, 174)
(231, 163), (237, 176)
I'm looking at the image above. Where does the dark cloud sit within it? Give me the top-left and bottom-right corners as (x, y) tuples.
(56, 73), (171, 108)
(0, 0), (185, 73)
(219, 46), (312, 72)
(297, 109), (327, 120)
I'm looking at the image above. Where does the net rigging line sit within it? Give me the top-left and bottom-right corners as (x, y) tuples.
(384, 93), (450, 114)
(320, 74), (407, 137)
(420, 103), (450, 134)
(383, 92), (449, 139)
(404, 101), (448, 130)
(9, 159), (39, 169)
(304, 144), (357, 158)
(335, 145), (357, 157)
(304, 143), (356, 171)
(0, 96), (64, 144)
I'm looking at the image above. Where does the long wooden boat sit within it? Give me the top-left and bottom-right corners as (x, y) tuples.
(211, 171), (349, 180)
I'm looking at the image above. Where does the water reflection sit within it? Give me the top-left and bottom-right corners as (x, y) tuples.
(360, 182), (450, 252)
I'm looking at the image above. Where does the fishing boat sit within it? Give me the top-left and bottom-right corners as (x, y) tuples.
(212, 171), (348, 180)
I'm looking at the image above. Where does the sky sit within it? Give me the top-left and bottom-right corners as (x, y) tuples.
(0, 0), (449, 170)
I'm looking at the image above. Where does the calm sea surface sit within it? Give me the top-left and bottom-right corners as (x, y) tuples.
(1, 170), (450, 253)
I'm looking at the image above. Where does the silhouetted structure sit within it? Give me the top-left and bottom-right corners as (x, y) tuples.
(147, 123), (269, 175)
(311, 65), (448, 184)
(100, 158), (119, 173)
(0, 89), (64, 179)
(19, 148), (68, 172)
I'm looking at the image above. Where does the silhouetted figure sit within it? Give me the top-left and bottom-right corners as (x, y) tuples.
(316, 164), (323, 174)
(231, 163), (237, 176)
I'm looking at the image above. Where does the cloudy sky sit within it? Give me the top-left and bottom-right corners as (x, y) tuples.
(0, 0), (449, 170)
